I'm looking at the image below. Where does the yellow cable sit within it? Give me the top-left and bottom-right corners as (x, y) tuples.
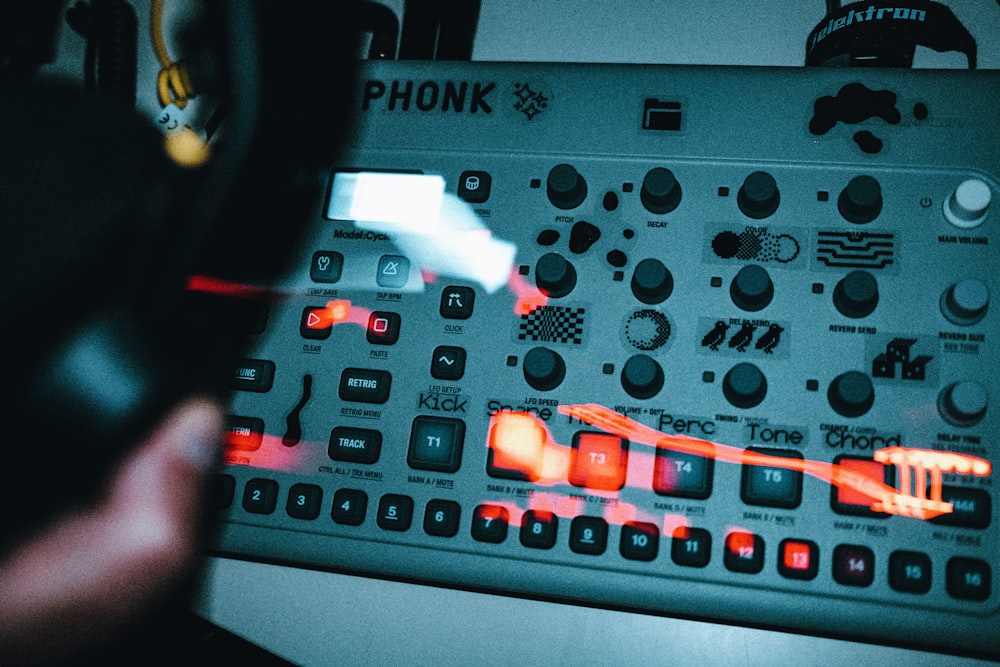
(150, 0), (196, 108)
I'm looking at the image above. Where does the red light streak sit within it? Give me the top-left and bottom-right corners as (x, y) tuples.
(486, 406), (990, 522)
(185, 274), (279, 301)
(507, 269), (549, 316)
(559, 403), (991, 520)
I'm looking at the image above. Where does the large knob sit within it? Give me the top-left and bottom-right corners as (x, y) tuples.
(640, 167), (682, 214)
(944, 178), (991, 229)
(937, 381), (988, 428)
(828, 371), (874, 418)
(535, 252), (577, 298)
(621, 354), (664, 399)
(730, 265), (773, 312)
(631, 258), (673, 304)
(738, 171), (780, 219)
(723, 363), (767, 409)
(523, 347), (565, 392)
(833, 270), (879, 318)
(940, 279), (989, 326)
(547, 163), (587, 210)
(838, 175), (883, 224)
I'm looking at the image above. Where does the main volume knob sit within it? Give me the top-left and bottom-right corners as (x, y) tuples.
(621, 354), (664, 399)
(547, 163), (588, 210)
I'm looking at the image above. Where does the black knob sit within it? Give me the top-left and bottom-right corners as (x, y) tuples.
(547, 163), (587, 210)
(640, 167), (682, 214)
(631, 258), (673, 304)
(621, 354), (664, 399)
(937, 381), (988, 428)
(523, 347), (566, 392)
(828, 371), (874, 418)
(738, 171), (780, 219)
(723, 363), (767, 409)
(534, 253), (577, 298)
(730, 265), (773, 312)
(838, 175), (883, 224)
(833, 270), (878, 318)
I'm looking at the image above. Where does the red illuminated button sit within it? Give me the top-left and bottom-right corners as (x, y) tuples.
(300, 306), (333, 339)
(831, 455), (893, 518)
(569, 431), (628, 491)
(779, 539), (819, 580)
(367, 311), (401, 345)
(486, 413), (547, 481)
(725, 531), (765, 574)
(224, 416), (264, 451)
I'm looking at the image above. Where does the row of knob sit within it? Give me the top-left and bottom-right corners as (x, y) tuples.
(522, 348), (986, 426)
(546, 164), (992, 228)
(536, 252), (990, 324)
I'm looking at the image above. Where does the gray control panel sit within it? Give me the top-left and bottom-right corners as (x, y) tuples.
(211, 61), (998, 657)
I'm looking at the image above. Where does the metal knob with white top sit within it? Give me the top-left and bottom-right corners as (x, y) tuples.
(944, 179), (991, 229)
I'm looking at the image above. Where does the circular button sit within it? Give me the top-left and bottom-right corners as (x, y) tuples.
(937, 381), (987, 428)
(534, 253), (577, 298)
(944, 179), (991, 229)
(523, 347), (566, 392)
(940, 279), (989, 326)
(833, 270), (878, 318)
(547, 163), (588, 210)
(828, 371), (874, 418)
(730, 265), (773, 312)
(621, 354), (664, 399)
(640, 167), (682, 214)
(838, 175), (883, 224)
(723, 363), (767, 409)
(631, 258), (673, 304)
(738, 171), (780, 219)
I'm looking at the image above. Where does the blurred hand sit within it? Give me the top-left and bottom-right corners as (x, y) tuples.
(0, 398), (223, 664)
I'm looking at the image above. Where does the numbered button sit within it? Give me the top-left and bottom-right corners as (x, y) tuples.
(377, 494), (414, 531)
(286, 483), (322, 520)
(520, 510), (558, 549)
(621, 521), (660, 562)
(242, 478), (278, 514)
(833, 544), (875, 587)
(569, 516), (608, 555)
(947, 557), (991, 601)
(471, 504), (509, 543)
(424, 499), (461, 537)
(889, 550), (931, 594)
(671, 526), (711, 568)
(724, 531), (765, 574)
(331, 488), (368, 526)
(779, 539), (819, 581)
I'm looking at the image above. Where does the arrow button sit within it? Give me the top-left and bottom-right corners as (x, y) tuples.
(431, 345), (467, 381)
